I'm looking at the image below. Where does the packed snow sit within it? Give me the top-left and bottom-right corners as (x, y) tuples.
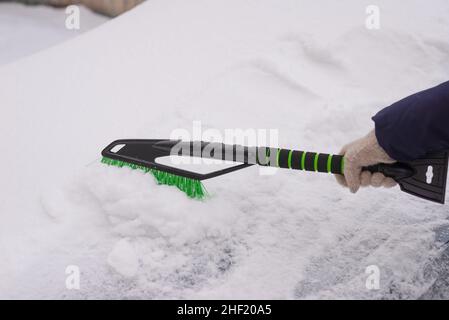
(0, 0), (449, 299)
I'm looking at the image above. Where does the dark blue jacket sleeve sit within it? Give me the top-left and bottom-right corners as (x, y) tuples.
(372, 81), (449, 162)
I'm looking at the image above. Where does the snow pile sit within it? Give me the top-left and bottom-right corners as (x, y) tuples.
(0, 0), (449, 299)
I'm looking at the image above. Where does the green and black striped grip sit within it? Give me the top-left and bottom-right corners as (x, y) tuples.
(255, 148), (345, 175)
(169, 142), (345, 175)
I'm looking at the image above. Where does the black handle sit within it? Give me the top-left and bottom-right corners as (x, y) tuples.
(158, 141), (416, 180)
(261, 149), (414, 181)
(362, 163), (415, 181)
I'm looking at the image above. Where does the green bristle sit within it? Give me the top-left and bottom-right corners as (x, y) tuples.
(101, 157), (207, 199)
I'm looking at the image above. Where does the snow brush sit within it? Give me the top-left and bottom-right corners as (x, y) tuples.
(101, 139), (448, 204)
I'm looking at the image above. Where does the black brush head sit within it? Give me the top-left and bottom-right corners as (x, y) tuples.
(101, 139), (251, 181)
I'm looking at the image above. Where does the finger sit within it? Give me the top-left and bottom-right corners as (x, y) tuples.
(371, 172), (385, 187)
(335, 174), (347, 187)
(344, 161), (362, 193)
(360, 171), (372, 187)
(382, 177), (397, 188)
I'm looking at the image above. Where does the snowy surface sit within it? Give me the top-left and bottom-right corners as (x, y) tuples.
(0, 0), (449, 299)
(0, 3), (107, 66)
